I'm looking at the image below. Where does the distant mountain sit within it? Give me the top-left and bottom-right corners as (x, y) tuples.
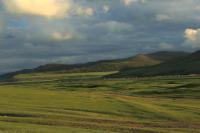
(0, 51), (189, 81)
(111, 50), (200, 77)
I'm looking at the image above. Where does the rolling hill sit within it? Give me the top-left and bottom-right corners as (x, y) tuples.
(0, 51), (189, 80)
(32, 51), (189, 72)
(34, 54), (160, 72)
(112, 50), (200, 77)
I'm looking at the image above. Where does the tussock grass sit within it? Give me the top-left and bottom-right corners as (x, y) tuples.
(0, 72), (199, 133)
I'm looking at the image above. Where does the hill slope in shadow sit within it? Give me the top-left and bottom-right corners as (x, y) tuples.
(111, 50), (200, 77)
(0, 51), (189, 80)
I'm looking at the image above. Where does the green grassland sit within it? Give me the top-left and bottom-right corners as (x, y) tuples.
(0, 72), (199, 133)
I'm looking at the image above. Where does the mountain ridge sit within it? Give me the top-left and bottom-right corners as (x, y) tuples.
(111, 50), (200, 77)
(0, 51), (189, 81)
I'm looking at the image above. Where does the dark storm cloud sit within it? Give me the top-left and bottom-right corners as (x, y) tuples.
(0, 0), (200, 73)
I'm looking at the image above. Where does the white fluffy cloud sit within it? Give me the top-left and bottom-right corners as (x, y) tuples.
(2, 0), (95, 18)
(2, 0), (72, 18)
(185, 28), (198, 41)
(184, 28), (200, 48)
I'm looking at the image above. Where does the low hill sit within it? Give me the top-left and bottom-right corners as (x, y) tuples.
(35, 54), (160, 72)
(34, 51), (188, 73)
(112, 50), (200, 77)
(0, 51), (189, 81)
(148, 51), (189, 61)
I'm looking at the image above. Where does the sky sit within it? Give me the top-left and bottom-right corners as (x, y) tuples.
(0, 0), (200, 73)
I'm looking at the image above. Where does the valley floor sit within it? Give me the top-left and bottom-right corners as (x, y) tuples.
(0, 72), (200, 133)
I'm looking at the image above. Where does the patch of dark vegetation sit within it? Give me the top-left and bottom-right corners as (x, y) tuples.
(56, 84), (108, 89)
(0, 113), (36, 118)
(133, 82), (200, 98)
(167, 81), (177, 84)
(169, 83), (200, 89)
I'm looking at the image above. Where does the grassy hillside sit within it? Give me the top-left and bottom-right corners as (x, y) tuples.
(35, 51), (188, 72)
(0, 72), (199, 133)
(0, 51), (188, 81)
(112, 50), (200, 77)
(148, 51), (189, 61)
(35, 54), (160, 72)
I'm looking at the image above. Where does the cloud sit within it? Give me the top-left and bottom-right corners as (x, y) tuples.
(184, 28), (198, 41)
(2, 0), (72, 18)
(0, 12), (6, 37)
(84, 8), (94, 16)
(158, 42), (174, 50)
(184, 28), (200, 48)
(156, 14), (171, 22)
(103, 5), (110, 13)
(148, 0), (200, 23)
(51, 32), (85, 41)
(76, 7), (94, 16)
(2, 0), (96, 18)
(0, 18), (4, 35)
(122, 0), (135, 6)
(52, 32), (73, 41)
(96, 21), (132, 33)
(121, 0), (145, 6)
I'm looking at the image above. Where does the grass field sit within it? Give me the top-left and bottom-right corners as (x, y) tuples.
(0, 72), (199, 133)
